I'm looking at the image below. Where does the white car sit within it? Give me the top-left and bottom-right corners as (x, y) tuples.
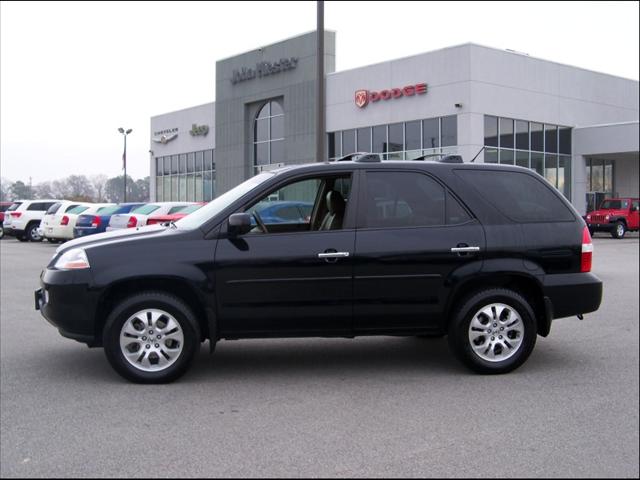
(39, 200), (92, 242)
(106, 202), (195, 230)
(42, 203), (114, 242)
(3, 199), (60, 242)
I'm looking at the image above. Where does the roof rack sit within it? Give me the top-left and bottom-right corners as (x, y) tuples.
(335, 152), (382, 163)
(412, 153), (464, 163)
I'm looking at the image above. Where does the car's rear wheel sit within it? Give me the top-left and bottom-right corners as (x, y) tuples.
(448, 288), (537, 374)
(0, 226), (4, 239)
(611, 221), (626, 239)
(103, 291), (201, 383)
(26, 223), (42, 242)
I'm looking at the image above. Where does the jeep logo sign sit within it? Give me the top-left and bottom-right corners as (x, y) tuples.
(355, 83), (427, 108)
(189, 124), (209, 137)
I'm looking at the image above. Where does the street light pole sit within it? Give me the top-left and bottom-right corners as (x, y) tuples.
(316, 0), (325, 163)
(118, 128), (133, 202)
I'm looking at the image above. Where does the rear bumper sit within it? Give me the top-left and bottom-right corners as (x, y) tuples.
(73, 227), (99, 238)
(5, 227), (25, 237)
(543, 272), (603, 320)
(35, 268), (100, 347)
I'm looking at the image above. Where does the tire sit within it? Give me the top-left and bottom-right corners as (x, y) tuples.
(103, 291), (201, 383)
(17, 235), (28, 242)
(447, 288), (537, 374)
(0, 226), (4, 239)
(588, 227), (595, 238)
(26, 223), (42, 242)
(47, 238), (59, 244)
(610, 221), (626, 239)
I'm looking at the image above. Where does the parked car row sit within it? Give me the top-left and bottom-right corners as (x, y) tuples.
(1, 200), (208, 243)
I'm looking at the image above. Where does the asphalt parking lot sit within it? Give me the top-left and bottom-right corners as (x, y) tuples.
(1, 235), (638, 478)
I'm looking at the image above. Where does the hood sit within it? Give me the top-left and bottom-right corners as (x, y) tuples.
(56, 224), (168, 255)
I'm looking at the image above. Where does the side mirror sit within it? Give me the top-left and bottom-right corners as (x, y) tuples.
(228, 213), (252, 236)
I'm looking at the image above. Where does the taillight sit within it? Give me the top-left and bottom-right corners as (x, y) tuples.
(91, 216), (101, 228)
(127, 216), (137, 228)
(10, 212), (22, 218)
(581, 226), (593, 273)
(60, 215), (69, 226)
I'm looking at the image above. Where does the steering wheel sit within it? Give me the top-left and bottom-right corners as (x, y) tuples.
(252, 211), (269, 234)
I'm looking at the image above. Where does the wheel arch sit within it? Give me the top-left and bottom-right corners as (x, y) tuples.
(94, 277), (214, 346)
(445, 271), (550, 337)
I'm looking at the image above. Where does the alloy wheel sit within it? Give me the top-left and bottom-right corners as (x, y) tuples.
(468, 303), (524, 362)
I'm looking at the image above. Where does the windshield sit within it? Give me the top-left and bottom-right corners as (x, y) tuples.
(131, 204), (160, 215)
(177, 172), (274, 229)
(600, 200), (629, 210)
(67, 206), (90, 215)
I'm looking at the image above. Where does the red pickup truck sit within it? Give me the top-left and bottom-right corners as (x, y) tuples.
(586, 197), (639, 239)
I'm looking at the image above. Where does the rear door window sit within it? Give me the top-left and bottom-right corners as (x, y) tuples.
(28, 202), (56, 211)
(362, 172), (446, 228)
(455, 169), (575, 222)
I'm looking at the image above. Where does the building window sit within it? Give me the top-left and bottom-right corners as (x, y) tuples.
(253, 100), (284, 171)
(484, 115), (572, 200)
(155, 149), (216, 202)
(327, 115), (458, 161)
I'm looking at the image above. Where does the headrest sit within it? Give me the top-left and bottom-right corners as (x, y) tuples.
(326, 190), (345, 214)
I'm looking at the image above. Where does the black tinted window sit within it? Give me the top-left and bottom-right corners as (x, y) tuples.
(446, 191), (472, 224)
(28, 202), (55, 211)
(455, 169), (575, 222)
(364, 172), (445, 228)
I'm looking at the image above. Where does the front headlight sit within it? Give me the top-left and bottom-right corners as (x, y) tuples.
(54, 248), (90, 270)
(605, 214), (610, 221)
(586, 215), (591, 221)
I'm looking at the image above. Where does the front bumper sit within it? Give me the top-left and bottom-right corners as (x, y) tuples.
(35, 268), (100, 347)
(543, 272), (603, 320)
(587, 222), (615, 232)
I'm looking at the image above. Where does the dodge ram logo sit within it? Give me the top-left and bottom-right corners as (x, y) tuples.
(355, 90), (369, 108)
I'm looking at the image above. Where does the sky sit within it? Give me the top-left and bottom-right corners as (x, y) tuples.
(1, 1), (638, 185)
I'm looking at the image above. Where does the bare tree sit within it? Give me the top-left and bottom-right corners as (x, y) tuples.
(90, 174), (109, 202)
(35, 181), (55, 199)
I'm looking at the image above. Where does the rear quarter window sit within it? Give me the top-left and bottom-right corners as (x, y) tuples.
(7, 202), (22, 211)
(454, 169), (575, 222)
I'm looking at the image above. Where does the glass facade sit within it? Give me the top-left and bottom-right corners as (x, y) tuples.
(155, 149), (215, 202)
(484, 115), (572, 200)
(328, 115), (458, 160)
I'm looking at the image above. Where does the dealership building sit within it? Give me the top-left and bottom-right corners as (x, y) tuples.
(150, 31), (639, 214)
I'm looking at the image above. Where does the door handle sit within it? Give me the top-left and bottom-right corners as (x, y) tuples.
(317, 252), (350, 259)
(450, 246), (480, 253)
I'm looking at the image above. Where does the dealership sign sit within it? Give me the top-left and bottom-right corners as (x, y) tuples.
(355, 83), (427, 108)
(231, 57), (299, 84)
(152, 127), (178, 144)
(189, 124), (209, 136)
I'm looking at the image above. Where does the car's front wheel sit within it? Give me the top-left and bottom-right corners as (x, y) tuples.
(103, 291), (201, 383)
(611, 221), (626, 239)
(0, 225), (4, 239)
(448, 288), (537, 374)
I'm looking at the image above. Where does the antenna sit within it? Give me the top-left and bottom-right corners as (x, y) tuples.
(470, 146), (486, 163)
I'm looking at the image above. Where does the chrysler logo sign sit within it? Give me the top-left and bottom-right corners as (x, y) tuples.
(231, 57), (299, 84)
(152, 127), (178, 144)
(355, 83), (427, 108)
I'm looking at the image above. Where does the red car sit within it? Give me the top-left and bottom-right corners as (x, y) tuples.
(146, 203), (206, 225)
(0, 201), (14, 239)
(586, 197), (639, 239)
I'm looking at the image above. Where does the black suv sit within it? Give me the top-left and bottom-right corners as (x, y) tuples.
(35, 157), (602, 383)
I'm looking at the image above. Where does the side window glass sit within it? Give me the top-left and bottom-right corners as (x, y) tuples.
(632, 201), (639, 211)
(446, 191), (472, 224)
(364, 172), (445, 228)
(245, 175), (352, 233)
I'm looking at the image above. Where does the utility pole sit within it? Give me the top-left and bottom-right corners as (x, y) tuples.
(315, 0), (325, 163)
